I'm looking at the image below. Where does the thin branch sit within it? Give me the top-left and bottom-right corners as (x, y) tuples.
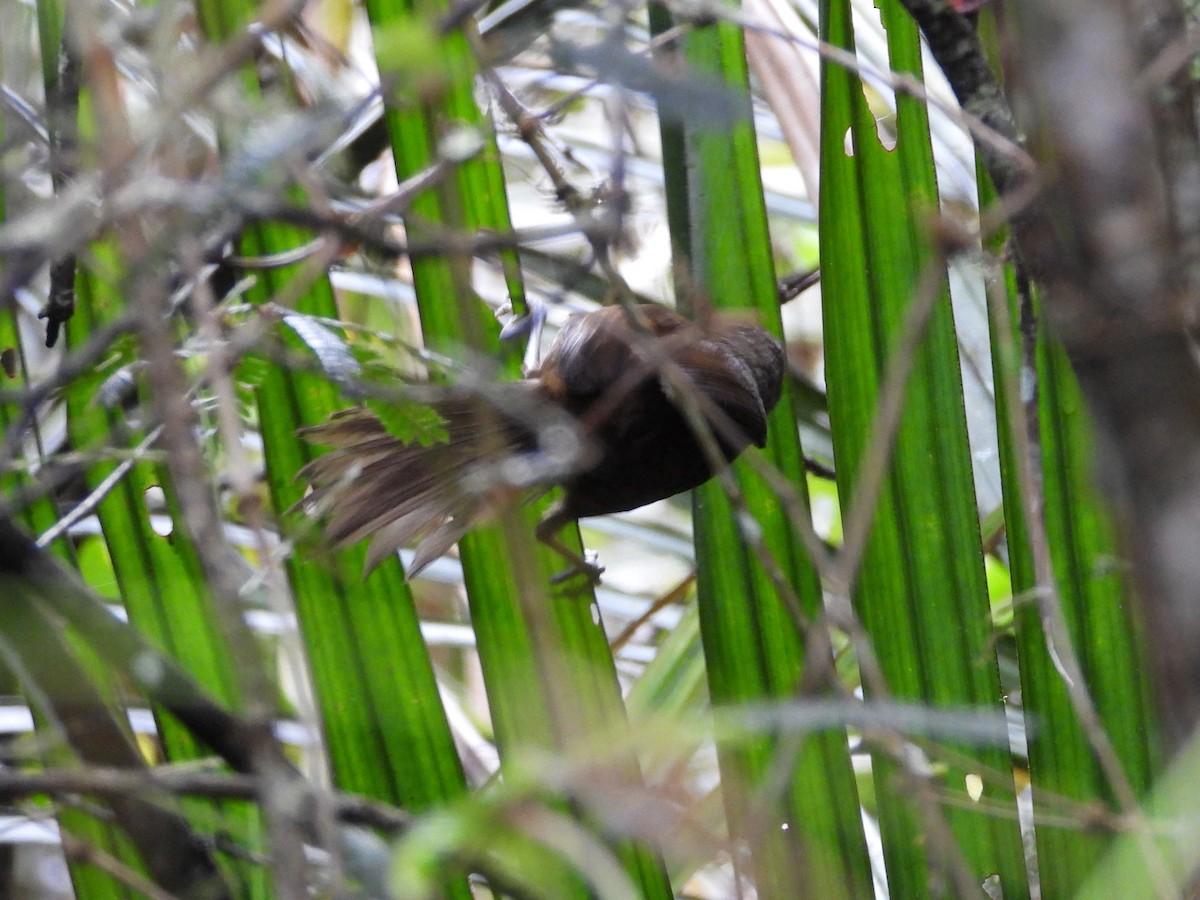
(475, 38), (638, 302)
(60, 829), (180, 900)
(35, 426), (163, 547)
(0, 768), (412, 834)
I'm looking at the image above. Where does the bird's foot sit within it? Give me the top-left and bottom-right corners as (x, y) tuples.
(550, 551), (604, 586)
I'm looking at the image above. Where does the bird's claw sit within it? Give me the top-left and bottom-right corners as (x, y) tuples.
(550, 554), (605, 586)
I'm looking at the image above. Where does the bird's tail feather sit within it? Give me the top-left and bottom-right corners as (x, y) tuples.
(296, 385), (582, 576)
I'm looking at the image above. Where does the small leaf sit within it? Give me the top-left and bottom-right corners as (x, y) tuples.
(365, 395), (449, 447)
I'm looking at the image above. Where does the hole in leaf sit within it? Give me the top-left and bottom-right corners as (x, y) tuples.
(876, 113), (898, 151)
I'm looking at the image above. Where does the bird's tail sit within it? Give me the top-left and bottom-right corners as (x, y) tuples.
(295, 385), (587, 575)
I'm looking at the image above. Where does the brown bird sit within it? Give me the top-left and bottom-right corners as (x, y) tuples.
(297, 304), (785, 579)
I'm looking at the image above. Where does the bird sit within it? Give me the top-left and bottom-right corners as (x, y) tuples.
(296, 303), (786, 580)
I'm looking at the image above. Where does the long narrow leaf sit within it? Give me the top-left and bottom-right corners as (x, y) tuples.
(676, 13), (873, 898)
(819, 0), (1027, 893)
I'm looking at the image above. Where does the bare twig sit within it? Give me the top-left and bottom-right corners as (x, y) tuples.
(35, 426), (163, 548)
(475, 39), (638, 303)
(60, 829), (181, 900)
(77, 7), (313, 890)
(0, 767), (412, 833)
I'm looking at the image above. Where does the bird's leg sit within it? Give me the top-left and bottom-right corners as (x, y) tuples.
(536, 501), (604, 585)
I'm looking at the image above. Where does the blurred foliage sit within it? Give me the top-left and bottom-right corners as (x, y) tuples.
(0, 0), (1167, 896)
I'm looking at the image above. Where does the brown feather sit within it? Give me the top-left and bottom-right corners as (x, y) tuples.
(297, 304), (784, 578)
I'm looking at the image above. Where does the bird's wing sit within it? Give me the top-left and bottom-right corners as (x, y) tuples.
(545, 305), (688, 397)
(670, 339), (770, 448)
(543, 305), (771, 447)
